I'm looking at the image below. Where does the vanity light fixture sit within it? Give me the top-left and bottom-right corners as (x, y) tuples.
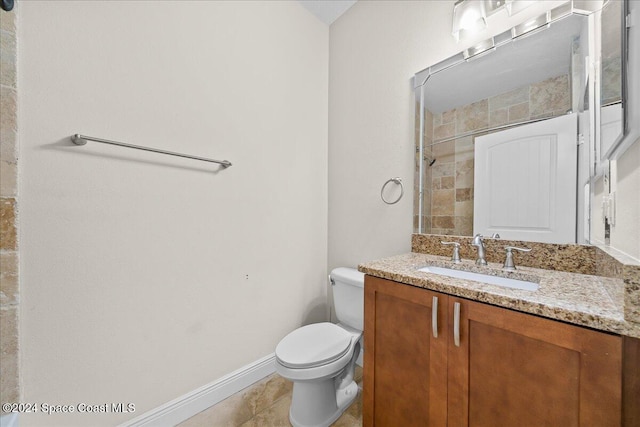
(452, 0), (488, 41)
(506, 0), (537, 16)
(511, 11), (551, 39)
(452, 0), (537, 41)
(485, 0), (511, 16)
(463, 37), (496, 60)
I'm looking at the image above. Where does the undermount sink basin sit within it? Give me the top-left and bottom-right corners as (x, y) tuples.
(418, 265), (539, 291)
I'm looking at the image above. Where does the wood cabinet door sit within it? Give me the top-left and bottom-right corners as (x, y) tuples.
(363, 276), (448, 427)
(447, 297), (623, 427)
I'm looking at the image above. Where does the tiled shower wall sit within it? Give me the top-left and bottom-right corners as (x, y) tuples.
(0, 7), (19, 407)
(414, 74), (571, 236)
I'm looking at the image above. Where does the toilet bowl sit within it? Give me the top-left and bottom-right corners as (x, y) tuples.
(275, 267), (364, 427)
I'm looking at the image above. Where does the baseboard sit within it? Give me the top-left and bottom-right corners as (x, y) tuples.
(119, 353), (276, 427)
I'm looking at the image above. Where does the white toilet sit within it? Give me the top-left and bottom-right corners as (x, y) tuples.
(275, 267), (364, 427)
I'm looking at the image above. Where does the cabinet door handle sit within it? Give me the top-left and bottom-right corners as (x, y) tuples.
(453, 302), (461, 347)
(432, 296), (438, 338)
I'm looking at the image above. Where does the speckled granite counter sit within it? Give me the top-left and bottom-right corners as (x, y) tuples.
(359, 252), (640, 338)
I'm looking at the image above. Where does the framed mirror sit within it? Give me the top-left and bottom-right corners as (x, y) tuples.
(598, 0), (626, 163)
(413, 0), (627, 245)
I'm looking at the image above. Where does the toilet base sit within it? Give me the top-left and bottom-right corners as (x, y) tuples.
(289, 379), (359, 427)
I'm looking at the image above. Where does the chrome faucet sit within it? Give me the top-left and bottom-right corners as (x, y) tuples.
(471, 234), (487, 265)
(503, 246), (532, 271)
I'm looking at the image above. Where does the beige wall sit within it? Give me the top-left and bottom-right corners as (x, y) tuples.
(328, 0), (566, 270)
(1, 5), (19, 412)
(18, 1), (327, 425)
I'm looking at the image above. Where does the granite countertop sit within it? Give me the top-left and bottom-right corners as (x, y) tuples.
(359, 252), (640, 338)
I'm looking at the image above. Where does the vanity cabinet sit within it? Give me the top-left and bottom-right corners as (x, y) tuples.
(363, 276), (448, 426)
(363, 275), (624, 427)
(447, 296), (622, 427)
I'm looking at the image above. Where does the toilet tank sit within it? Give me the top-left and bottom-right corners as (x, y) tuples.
(330, 267), (364, 332)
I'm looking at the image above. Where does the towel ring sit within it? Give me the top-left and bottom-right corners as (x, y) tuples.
(381, 177), (403, 205)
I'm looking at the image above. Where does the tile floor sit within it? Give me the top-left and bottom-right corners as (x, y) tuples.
(178, 367), (363, 427)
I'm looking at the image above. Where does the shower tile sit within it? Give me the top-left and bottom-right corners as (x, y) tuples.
(489, 86), (529, 111)
(455, 159), (474, 189)
(432, 177), (442, 190)
(489, 108), (508, 127)
(434, 122), (456, 141)
(530, 112), (554, 121)
(455, 200), (474, 218)
(432, 112), (442, 126)
(454, 136), (474, 162)
(432, 190), (455, 215)
(530, 74), (570, 117)
(0, 161), (16, 197)
(0, 251), (18, 305)
(508, 102), (530, 123)
(440, 176), (455, 190)
(0, 28), (16, 88)
(0, 8), (15, 33)
(456, 188), (473, 202)
(0, 87), (17, 160)
(456, 100), (488, 133)
(433, 140), (456, 165)
(432, 228), (455, 236)
(0, 307), (18, 404)
(455, 216), (474, 236)
(433, 216), (455, 229)
(601, 56), (622, 104)
(424, 113), (434, 146)
(0, 198), (16, 251)
(442, 108), (456, 124)
(422, 216), (432, 233)
(431, 162), (454, 178)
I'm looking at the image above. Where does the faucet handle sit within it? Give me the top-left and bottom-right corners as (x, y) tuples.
(503, 246), (532, 271)
(441, 241), (462, 264)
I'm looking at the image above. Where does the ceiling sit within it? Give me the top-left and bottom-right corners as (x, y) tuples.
(298, 0), (357, 25)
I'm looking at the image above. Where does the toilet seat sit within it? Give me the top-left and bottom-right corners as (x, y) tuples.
(276, 323), (353, 369)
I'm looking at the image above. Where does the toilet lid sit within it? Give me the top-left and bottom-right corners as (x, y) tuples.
(276, 323), (353, 369)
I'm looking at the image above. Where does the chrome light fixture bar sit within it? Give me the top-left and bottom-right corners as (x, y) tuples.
(452, 0), (540, 41)
(463, 37), (496, 60)
(511, 11), (551, 39)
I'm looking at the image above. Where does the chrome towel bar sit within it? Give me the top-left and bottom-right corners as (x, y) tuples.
(71, 134), (232, 168)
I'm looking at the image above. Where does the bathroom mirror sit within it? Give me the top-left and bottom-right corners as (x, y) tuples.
(598, 0), (625, 162)
(413, 1), (626, 245)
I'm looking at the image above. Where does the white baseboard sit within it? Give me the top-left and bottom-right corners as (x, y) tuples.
(120, 353), (276, 427)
